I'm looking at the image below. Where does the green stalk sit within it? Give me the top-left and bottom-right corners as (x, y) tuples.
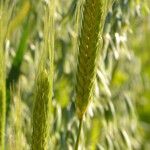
(75, 119), (83, 150)
(0, 2), (6, 150)
(0, 40), (6, 150)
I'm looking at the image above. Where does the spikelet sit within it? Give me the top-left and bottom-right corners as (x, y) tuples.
(32, 69), (51, 150)
(76, 0), (112, 119)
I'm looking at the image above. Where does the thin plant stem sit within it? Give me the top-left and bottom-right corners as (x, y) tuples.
(75, 118), (83, 150)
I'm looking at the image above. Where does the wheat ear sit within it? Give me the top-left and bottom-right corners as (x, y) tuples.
(75, 1), (113, 149)
(76, 0), (111, 119)
(32, 70), (51, 150)
(31, 0), (55, 149)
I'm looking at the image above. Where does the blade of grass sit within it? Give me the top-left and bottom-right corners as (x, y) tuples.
(6, 14), (32, 116)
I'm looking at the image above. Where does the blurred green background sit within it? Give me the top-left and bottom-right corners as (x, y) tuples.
(0, 0), (150, 149)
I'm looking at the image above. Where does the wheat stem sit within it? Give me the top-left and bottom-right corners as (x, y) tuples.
(75, 118), (83, 150)
(0, 2), (6, 150)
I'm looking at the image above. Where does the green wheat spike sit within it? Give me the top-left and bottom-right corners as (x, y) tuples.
(31, 0), (55, 149)
(75, 0), (112, 119)
(32, 70), (51, 150)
